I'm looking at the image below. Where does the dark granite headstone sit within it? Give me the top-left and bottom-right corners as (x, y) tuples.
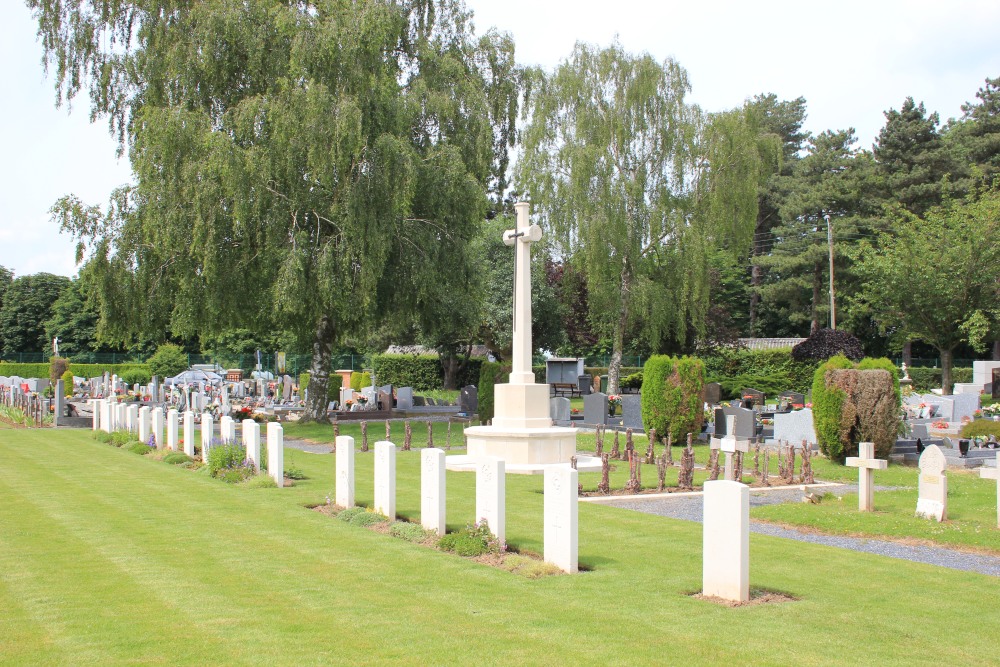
(779, 391), (805, 406)
(459, 385), (478, 414)
(703, 382), (722, 405)
(413, 396), (426, 407)
(713, 406), (755, 439)
(740, 388), (764, 408)
(994, 368), (1000, 400)
(621, 394), (643, 430)
(583, 392), (608, 426)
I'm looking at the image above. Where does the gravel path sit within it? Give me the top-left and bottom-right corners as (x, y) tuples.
(605, 486), (1000, 578)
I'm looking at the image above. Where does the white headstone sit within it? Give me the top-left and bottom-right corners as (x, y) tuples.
(166, 409), (179, 450)
(549, 397), (571, 422)
(115, 403), (127, 434)
(421, 448), (446, 536)
(846, 442), (887, 512)
(702, 479), (750, 602)
(475, 457), (505, 545)
(267, 422), (284, 487)
(544, 464), (578, 574)
(151, 407), (164, 449)
(201, 413), (214, 462)
(91, 399), (101, 431)
(138, 406), (151, 444)
(126, 404), (139, 433)
(242, 419), (261, 471)
(916, 444), (948, 522)
(336, 435), (355, 508)
(220, 415), (236, 444)
(183, 411), (195, 458)
(374, 441), (397, 519)
(980, 452), (1000, 529)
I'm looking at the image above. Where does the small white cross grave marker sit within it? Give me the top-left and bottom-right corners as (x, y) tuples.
(980, 452), (1000, 529)
(716, 415), (749, 481)
(845, 442), (887, 512)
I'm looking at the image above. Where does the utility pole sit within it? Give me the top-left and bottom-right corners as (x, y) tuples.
(825, 214), (836, 329)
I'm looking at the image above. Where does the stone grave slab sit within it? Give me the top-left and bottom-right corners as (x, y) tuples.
(772, 408), (816, 447)
(267, 422), (284, 486)
(550, 397), (571, 423)
(476, 457), (505, 545)
(336, 435), (355, 508)
(544, 464), (578, 574)
(704, 382), (722, 405)
(243, 419), (261, 471)
(421, 448), (446, 536)
(714, 406), (755, 439)
(583, 392), (608, 426)
(621, 395), (643, 430)
(459, 385), (478, 414)
(916, 444), (947, 521)
(374, 441), (396, 519)
(703, 480), (749, 602)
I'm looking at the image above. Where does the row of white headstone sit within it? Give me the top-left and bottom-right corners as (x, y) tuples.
(89, 399), (284, 486)
(333, 436), (579, 574)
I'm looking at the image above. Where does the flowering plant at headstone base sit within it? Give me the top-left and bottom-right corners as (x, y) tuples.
(931, 420), (950, 429)
(357, 395), (368, 406)
(607, 395), (621, 408)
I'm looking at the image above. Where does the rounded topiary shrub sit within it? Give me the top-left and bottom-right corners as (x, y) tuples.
(350, 371), (371, 392)
(640, 355), (705, 440)
(147, 343), (189, 378)
(812, 355), (900, 462)
(120, 368), (153, 387)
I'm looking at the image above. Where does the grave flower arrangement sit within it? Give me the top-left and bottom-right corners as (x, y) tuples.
(357, 395), (368, 406)
(607, 394), (621, 416)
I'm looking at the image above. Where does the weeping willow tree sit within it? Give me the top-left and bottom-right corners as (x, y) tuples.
(516, 41), (765, 393)
(32, 0), (519, 419)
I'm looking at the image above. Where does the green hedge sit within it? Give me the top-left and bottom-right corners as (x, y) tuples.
(702, 348), (819, 400)
(369, 354), (485, 391)
(907, 366), (972, 392)
(0, 362), (151, 380)
(640, 356), (705, 440)
(350, 372), (372, 391)
(477, 362), (509, 425)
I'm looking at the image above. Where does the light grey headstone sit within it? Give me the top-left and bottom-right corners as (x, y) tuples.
(621, 394), (643, 430)
(54, 380), (65, 426)
(950, 393), (980, 422)
(396, 387), (414, 410)
(772, 408), (816, 447)
(550, 396), (571, 422)
(583, 392), (608, 426)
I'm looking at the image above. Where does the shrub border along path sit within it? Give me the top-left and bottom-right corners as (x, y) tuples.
(2, 428), (1000, 664)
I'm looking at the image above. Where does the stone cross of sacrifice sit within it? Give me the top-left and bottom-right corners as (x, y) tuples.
(846, 441), (887, 512)
(503, 202), (543, 386)
(719, 415), (749, 482)
(980, 452), (1000, 529)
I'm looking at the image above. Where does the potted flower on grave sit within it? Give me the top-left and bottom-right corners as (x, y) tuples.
(345, 399), (353, 411)
(607, 394), (621, 416)
(357, 395), (369, 409)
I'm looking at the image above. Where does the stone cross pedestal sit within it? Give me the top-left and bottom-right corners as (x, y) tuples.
(916, 444), (947, 521)
(267, 422), (284, 487)
(242, 419), (260, 471)
(476, 457), (505, 545)
(846, 442), (887, 512)
(703, 479), (750, 603)
(374, 441), (396, 519)
(183, 411), (195, 458)
(544, 464), (578, 574)
(421, 448), (446, 536)
(980, 452), (1000, 528)
(336, 436), (355, 508)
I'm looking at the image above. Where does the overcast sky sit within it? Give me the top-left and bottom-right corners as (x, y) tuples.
(2, 0), (999, 278)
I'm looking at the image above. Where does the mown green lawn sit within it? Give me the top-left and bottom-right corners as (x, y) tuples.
(2, 428), (999, 665)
